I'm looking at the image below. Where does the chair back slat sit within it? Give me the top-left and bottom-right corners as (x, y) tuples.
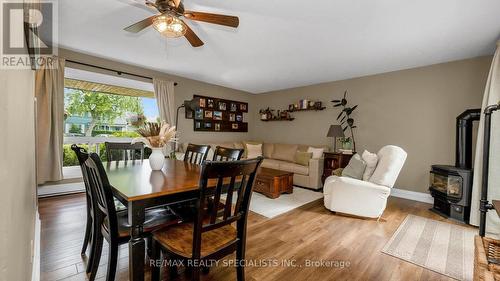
(105, 142), (144, 162)
(84, 153), (119, 236)
(223, 176), (236, 220)
(234, 175), (247, 214)
(212, 146), (244, 161)
(183, 143), (210, 165)
(192, 157), (263, 259)
(209, 177), (224, 224)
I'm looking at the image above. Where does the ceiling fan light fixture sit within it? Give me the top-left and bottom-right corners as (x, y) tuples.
(152, 14), (186, 38)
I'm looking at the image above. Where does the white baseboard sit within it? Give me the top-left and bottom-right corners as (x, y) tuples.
(38, 182), (85, 197)
(32, 211), (40, 281)
(390, 188), (434, 204)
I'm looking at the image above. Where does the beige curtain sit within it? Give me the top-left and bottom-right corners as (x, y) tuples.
(35, 57), (65, 184)
(153, 78), (176, 125)
(153, 78), (176, 154)
(470, 40), (500, 236)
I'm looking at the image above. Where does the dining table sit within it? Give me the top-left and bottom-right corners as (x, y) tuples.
(106, 158), (207, 281)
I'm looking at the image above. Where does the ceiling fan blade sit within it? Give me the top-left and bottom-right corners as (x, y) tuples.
(124, 15), (158, 33)
(184, 11), (239, 28)
(182, 20), (204, 47)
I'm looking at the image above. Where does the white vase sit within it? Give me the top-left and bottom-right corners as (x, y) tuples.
(149, 148), (165, 170)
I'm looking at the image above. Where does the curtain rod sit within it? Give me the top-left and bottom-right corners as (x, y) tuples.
(66, 59), (178, 86)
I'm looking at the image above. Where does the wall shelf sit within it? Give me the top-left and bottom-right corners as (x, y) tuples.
(261, 118), (295, 122)
(287, 107), (326, 112)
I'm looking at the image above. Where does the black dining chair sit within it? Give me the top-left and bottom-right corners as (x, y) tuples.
(83, 153), (181, 281)
(183, 143), (210, 165)
(72, 145), (130, 275)
(151, 157), (264, 281)
(105, 142), (144, 162)
(70, 145), (95, 260)
(212, 146), (244, 161)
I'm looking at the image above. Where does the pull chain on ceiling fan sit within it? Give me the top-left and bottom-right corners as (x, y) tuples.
(124, 0), (239, 47)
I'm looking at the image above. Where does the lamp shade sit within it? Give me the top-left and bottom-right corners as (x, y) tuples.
(327, 125), (344, 138)
(184, 97), (201, 111)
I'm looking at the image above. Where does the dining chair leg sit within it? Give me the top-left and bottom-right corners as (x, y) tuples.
(146, 236), (153, 258)
(86, 218), (99, 274)
(151, 240), (161, 281)
(81, 208), (92, 255)
(190, 264), (200, 281)
(88, 234), (103, 281)
(236, 243), (245, 281)
(106, 240), (119, 281)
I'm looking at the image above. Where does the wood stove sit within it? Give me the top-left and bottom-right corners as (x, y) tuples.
(429, 109), (481, 223)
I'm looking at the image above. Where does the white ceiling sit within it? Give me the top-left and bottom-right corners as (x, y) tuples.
(53, 0), (500, 93)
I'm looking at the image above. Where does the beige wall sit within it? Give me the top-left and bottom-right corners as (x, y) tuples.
(251, 56), (492, 193)
(0, 69), (37, 281)
(59, 49), (254, 145)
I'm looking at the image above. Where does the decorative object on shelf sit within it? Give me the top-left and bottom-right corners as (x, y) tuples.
(192, 95), (248, 132)
(259, 107), (294, 121)
(132, 122), (177, 170)
(326, 125), (344, 152)
(287, 100), (325, 112)
(332, 90), (358, 152)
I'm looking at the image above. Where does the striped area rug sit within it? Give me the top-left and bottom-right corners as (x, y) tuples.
(382, 214), (477, 280)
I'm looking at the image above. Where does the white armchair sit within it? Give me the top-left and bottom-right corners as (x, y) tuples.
(323, 145), (407, 218)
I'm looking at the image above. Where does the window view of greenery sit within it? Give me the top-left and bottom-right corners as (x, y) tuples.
(63, 88), (159, 166)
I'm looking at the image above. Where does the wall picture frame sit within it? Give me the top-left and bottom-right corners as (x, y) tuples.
(192, 95), (248, 132)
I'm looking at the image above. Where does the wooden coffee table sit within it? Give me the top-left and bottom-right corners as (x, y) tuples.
(254, 167), (293, 199)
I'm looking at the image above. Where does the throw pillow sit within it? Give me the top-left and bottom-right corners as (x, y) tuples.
(246, 143), (263, 159)
(307, 147), (325, 159)
(342, 154), (366, 180)
(243, 141), (262, 158)
(295, 151), (313, 166)
(362, 150), (379, 181)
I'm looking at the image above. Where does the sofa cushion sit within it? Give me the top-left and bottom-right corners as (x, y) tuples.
(369, 145), (407, 188)
(272, 144), (298, 162)
(262, 143), (274, 158)
(342, 154), (366, 180)
(261, 159), (281, 170)
(295, 151), (312, 166)
(279, 162), (309, 176)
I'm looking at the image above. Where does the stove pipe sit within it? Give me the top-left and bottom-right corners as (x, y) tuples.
(455, 109), (481, 169)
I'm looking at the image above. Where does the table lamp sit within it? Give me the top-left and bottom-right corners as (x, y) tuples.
(327, 125), (344, 152)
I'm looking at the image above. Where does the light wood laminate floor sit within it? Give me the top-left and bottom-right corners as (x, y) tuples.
(39, 193), (464, 281)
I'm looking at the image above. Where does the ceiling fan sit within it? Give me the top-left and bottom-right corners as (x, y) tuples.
(124, 0), (239, 47)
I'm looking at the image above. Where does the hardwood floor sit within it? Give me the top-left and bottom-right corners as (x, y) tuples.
(39, 193), (462, 281)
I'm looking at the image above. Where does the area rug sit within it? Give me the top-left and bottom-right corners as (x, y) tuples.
(382, 214), (477, 281)
(222, 187), (323, 219)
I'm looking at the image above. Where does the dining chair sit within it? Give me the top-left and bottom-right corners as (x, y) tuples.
(151, 157), (264, 281)
(212, 146), (244, 161)
(183, 143), (210, 165)
(105, 142), (144, 162)
(70, 145), (94, 259)
(84, 153), (181, 281)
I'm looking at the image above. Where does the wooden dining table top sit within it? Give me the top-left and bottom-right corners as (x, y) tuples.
(105, 159), (204, 202)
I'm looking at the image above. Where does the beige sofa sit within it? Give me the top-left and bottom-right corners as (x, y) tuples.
(178, 141), (326, 190)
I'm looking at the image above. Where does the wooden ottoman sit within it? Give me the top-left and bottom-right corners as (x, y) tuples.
(254, 168), (293, 199)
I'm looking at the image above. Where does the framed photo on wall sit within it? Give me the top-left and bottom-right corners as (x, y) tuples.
(204, 110), (213, 119)
(192, 95), (248, 132)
